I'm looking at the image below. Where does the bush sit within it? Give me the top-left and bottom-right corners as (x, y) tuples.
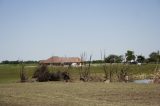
(33, 65), (50, 82)
(49, 71), (70, 82)
(33, 65), (70, 82)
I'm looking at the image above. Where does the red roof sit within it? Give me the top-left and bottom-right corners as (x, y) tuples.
(40, 56), (81, 64)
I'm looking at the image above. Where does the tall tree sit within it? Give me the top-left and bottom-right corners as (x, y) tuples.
(125, 50), (135, 62)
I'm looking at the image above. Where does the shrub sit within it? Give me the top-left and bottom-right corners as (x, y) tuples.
(33, 64), (50, 82)
(49, 71), (70, 82)
(33, 65), (70, 82)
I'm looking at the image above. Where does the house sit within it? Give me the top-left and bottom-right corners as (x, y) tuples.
(39, 56), (81, 66)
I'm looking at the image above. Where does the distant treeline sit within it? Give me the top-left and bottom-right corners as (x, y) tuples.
(0, 60), (38, 64)
(90, 50), (160, 64)
(0, 50), (159, 64)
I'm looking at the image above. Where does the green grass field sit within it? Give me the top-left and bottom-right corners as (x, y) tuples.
(0, 64), (36, 83)
(0, 64), (160, 106)
(0, 63), (157, 83)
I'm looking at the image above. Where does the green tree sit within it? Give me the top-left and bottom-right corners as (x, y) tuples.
(92, 60), (104, 64)
(116, 55), (123, 63)
(125, 50), (135, 62)
(137, 55), (145, 63)
(149, 51), (160, 63)
(105, 54), (123, 63)
(1, 60), (9, 64)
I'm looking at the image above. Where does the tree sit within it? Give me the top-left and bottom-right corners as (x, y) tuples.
(19, 62), (28, 82)
(117, 55), (123, 63)
(92, 60), (104, 64)
(1, 60), (9, 64)
(105, 55), (123, 63)
(125, 50), (135, 62)
(1, 60), (38, 64)
(148, 51), (160, 63)
(137, 55), (145, 63)
(79, 53), (92, 82)
(33, 64), (50, 82)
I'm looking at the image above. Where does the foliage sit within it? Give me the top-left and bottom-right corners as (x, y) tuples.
(92, 60), (104, 64)
(1, 60), (20, 64)
(33, 64), (50, 82)
(148, 51), (160, 63)
(125, 50), (135, 62)
(1, 60), (38, 64)
(49, 71), (70, 82)
(79, 53), (92, 81)
(137, 55), (145, 63)
(33, 65), (70, 82)
(105, 54), (123, 63)
(0, 64), (158, 83)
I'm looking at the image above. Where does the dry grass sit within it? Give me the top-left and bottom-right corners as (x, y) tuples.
(0, 82), (160, 106)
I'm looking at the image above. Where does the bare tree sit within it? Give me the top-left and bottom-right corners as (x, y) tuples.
(79, 52), (92, 82)
(102, 50), (113, 82)
(153, 51), (160, 83)
(102, 51), (109, 80)
(19, 62), (28, 82)
(116, 63), (129, 82)
(154, 51), (160, 72)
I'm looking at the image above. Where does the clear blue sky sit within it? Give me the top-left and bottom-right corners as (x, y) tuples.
(0, 0), (160, 61)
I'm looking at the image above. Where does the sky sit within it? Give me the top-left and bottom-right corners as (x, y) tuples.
(0, 0), (160, 61)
